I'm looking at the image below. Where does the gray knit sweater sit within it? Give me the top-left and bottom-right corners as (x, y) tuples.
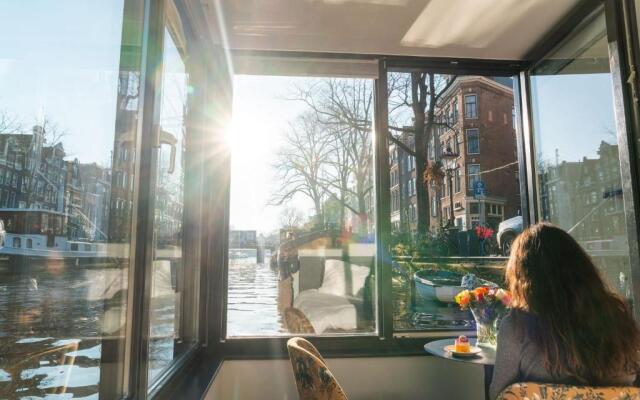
(489, 312), (636, 399)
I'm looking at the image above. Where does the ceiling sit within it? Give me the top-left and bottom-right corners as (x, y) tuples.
(197, 0), (582, 60)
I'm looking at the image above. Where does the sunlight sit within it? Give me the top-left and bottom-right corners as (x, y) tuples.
(225, 105), (273, 170)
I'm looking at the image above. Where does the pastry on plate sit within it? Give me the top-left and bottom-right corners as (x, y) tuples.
(454, 335), (471, 353)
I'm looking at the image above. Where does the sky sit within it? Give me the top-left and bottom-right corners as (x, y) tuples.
(530, 73), (617, 166)
(0, 0), (127, 165)
(228, 75), (313, 234)
(0, 1), (623, 234)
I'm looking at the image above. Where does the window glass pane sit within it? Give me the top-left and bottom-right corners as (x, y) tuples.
(147, 25), (199, 385)
(388, 73), (521, 331)
(466, 129), (480, 154)
(0, 1), (144, 397)
(530, 7), (633, 303)
(464, 94), (478, 119)
(226, 75), (376, 337)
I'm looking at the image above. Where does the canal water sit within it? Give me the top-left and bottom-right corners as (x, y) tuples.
(0, 253), (284, 398)
(226, 251), (286, 336)
(0, 252), (487, 398)
(0, 258), (177, 399)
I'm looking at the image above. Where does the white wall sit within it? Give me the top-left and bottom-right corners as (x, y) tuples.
(205, 356), (485, 400)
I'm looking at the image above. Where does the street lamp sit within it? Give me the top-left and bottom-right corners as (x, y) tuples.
(441, 145), (459, 227)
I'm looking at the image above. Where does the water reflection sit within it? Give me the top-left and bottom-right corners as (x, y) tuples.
(0, 258), (176, 398)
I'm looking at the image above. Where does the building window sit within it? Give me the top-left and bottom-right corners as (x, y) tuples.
(13, 237), (21, 248)
(468, 164), (480, 189)
(466, 129), (480, 154)
(26, 238), (32, 249)
(453, 99), (459, 122)
(455, 168), (461, 193)
(464, 94), (478, 119)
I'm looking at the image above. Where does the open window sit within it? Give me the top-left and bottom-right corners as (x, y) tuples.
(386, 70), (523, 333)
(529, 5), (635, 306)
(224, 58), (379, 337)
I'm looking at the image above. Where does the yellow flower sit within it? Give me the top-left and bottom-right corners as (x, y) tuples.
(455, 290), (471, 307)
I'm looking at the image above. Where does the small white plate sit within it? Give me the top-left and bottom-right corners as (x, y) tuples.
(444, 344), (482, 357)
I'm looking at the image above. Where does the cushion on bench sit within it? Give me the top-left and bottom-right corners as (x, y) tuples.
(293, 289), (357, 333)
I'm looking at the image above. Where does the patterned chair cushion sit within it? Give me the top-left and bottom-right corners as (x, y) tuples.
(287, 337), (348, 400)
(497, 382), (640, 400)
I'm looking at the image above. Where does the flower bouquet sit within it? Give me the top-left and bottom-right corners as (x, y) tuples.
(474, 225), (494, 256)
(455, 286), (511, 348)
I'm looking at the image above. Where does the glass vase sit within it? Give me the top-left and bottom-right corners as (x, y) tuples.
(470, 305), (499, 348)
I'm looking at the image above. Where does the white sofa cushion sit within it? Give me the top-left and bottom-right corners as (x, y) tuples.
(318, 259), (370, 298)
(293, 289), (357, 333)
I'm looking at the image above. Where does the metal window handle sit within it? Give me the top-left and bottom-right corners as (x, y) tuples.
(156, 129), (177, 174)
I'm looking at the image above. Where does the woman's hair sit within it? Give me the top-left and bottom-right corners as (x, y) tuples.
(506, 222), (640, 383)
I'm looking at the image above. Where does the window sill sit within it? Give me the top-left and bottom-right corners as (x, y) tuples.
(209, 334), (477, 360)
(152, 351), (223, 400)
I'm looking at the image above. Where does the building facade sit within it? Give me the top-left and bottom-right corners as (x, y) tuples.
(432, 76), (520, 231)
(389, 130), (417, 233)
(0, 126), (113, 242)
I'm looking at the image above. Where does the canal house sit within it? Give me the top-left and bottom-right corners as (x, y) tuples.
(2, 0), (640, 399)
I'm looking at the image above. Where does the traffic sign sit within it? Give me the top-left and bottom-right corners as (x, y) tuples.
(474, 180), (486, 198)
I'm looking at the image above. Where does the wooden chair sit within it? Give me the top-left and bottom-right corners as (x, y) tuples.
(497, 382), (640, 400)
(287, 337), (347, 400)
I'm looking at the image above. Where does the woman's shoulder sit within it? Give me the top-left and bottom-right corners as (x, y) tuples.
(499, 310), (534, 340)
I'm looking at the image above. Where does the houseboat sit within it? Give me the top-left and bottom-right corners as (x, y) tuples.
(0, 209), (109, 260)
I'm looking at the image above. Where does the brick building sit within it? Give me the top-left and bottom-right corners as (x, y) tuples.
(431, 76), (520, 231)
(389, 130), (417, 232)
(65, 160), (111, 241)
(0, 126), (66, 212)
(0, 126), (113, 242)
(108, 70), (139, 243)
(539, 141), (626, 248)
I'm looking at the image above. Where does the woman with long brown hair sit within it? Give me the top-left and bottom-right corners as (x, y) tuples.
(490, 223), (640, 399)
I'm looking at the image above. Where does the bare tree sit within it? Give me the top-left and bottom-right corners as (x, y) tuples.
(38, 116), (68, 147)
(0, 110), (23, 134)
(271, 112), (331, 227)
(279, 206), (303, 231)
(289, 79), (374, 232)
(388, 72), (458, 232)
